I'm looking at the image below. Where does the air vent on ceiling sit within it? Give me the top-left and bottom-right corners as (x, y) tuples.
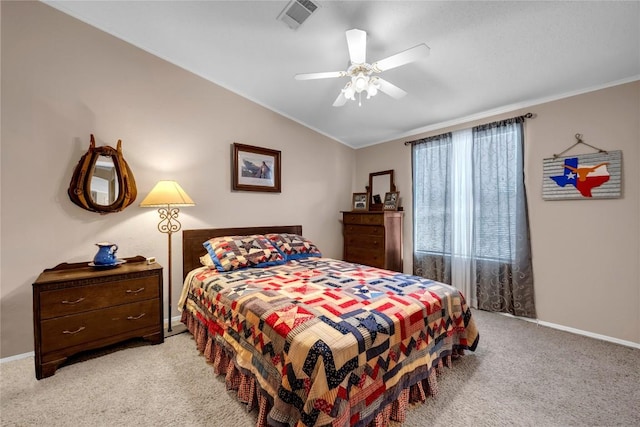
(277, 0), (319, 30)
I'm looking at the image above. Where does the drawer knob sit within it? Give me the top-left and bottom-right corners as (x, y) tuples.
(127, 313), (146, 320)
(62, 326), (85, 335)
(126, 288), (145, 295)
(61, 297), (85, 305)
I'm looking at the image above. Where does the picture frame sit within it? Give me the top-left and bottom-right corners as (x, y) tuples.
(352, 192), (369, 211)
(383, 191), (400, 210)
(232, 143), (281, 193)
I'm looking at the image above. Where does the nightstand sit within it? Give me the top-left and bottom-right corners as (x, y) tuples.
(32, 255), (164, 379)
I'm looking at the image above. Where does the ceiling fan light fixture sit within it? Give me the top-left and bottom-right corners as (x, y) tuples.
(342, 82), (356, 100)
(366, 76), (381, 98)
(353, 73), (369, 93)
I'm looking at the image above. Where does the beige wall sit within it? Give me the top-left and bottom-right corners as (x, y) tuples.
(0, 2), (355, 358)
(356, 81), (640, 345)
(2, 1), (637, 359)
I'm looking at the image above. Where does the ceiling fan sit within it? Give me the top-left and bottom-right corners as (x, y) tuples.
(295, 29), (430, 107)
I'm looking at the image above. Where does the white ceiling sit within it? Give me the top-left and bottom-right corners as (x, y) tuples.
(44, 1), (640, 149)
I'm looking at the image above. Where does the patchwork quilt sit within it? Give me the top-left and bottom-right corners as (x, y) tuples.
(180, 257), (479, 427)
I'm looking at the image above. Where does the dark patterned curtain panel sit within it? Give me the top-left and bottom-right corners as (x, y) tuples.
(472, 119), (536, 318)
(412, 118), (536, 318)
(412, 133), (453, 285)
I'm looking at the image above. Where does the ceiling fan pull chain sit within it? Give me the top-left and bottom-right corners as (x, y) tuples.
(359, 92), (362, 107)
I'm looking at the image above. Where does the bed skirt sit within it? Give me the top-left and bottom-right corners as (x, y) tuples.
(181, 310), (466, 427)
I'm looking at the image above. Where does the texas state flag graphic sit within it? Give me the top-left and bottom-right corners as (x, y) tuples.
(543, 150), (621, 200)
(550, 157), (610, 197)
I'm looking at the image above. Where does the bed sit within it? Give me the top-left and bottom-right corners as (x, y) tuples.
(179, 225), (479, 427)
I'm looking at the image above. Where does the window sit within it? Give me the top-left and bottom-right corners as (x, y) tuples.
(411, 117), (536, 318)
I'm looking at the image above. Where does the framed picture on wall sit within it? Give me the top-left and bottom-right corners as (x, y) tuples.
(352, 193), (369, 211)
(232, 143), (281, 192)
(383, 191), (400, 210)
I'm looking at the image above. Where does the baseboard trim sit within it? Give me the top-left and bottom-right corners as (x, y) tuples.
(0, 351), (34, 364)
(536, 319), (640, 349)
(496, 312), (640, 349)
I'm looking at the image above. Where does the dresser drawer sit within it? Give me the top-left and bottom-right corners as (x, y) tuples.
(343, 213), (385, 226)
(39, 276), (159, 319)
(40, 299), (159, 353)
(344, 224), (384, 238)
(345, 250), (384, 268)
(346, 245), (384, 261)
(344, 233), (384, 249)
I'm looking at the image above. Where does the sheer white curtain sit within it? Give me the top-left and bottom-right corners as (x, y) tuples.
(450, 129), (475, 306)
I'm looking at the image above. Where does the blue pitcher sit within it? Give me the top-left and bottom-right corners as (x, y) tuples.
(93, 242), (118, 265)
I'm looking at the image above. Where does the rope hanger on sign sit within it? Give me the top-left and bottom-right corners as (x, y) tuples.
(553, 133), (608, 158)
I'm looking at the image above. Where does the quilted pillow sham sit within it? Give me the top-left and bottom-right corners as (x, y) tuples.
(265, 233), (322, 261)
(203, 235), (285, 272)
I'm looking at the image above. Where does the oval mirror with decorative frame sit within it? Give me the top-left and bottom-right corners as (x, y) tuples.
(367, 169), (395, 210)
(68, 134), (137, 214)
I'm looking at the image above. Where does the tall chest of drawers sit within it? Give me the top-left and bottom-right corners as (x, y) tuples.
(32, 256), (163, 379)
(342, 211), (404, 272)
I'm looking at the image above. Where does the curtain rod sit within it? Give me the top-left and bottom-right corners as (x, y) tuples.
(404, 112), (535, 146)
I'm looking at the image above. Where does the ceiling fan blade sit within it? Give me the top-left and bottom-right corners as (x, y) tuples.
(295, 71), (345, 80)
(372, 43), (430, 72)
(346, 29), (367, 64)
(375, 77), (407, 99)
(332, 91), (348, 107)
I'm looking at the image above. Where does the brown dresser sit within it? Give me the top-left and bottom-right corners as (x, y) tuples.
(32, 256), (163, 379)
(342, 211), (404, 272)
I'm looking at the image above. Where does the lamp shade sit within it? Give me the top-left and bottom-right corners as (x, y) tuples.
(139, 180), (195, 207)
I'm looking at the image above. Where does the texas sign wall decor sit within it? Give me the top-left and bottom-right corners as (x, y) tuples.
(542, 150), (622, 200)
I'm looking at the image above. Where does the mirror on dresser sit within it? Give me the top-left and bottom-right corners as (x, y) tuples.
(367, 170), (396, 210)
(68, 134), (137, 214)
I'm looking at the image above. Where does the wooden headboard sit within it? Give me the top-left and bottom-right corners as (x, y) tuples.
(182, 225), (303, 279)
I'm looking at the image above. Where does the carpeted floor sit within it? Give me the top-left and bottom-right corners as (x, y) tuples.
(1, 310), (638, 426)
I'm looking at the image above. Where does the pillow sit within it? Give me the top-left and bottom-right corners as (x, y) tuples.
(199, 254), (215, 268)
(265, 233), (322, 261)
(203, 235), (285, 272)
